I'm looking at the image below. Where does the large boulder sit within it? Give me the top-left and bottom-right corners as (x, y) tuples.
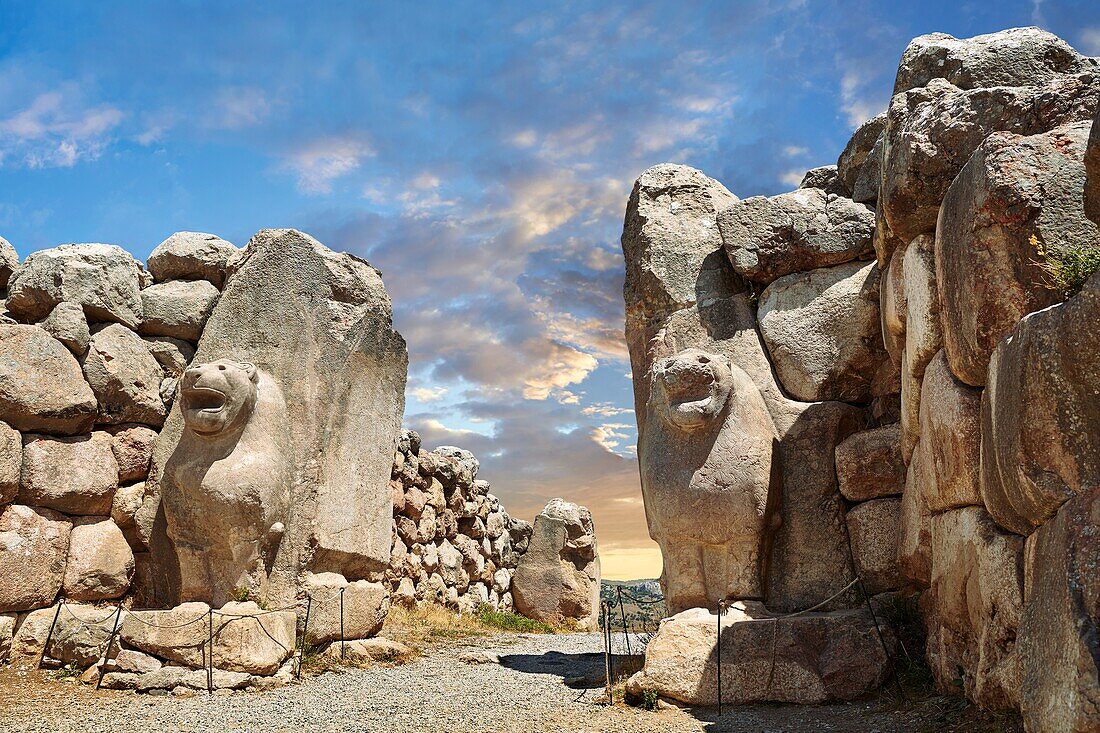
(981, 272), (1099, 536)
(936, 121), (1098, 386)
(837, 113), (886, 202)
(882, 74), (1100, 245)
(18, 432), (119, 515)
(0, 421), (19, 504)
(717, 187), (874, 285)
(880, 244), (906, 365)
(61, 518), (135, 601)
(1088, 102), (1100, 224)
(513, 498), (600, 629)
(146, 229), (407, 607)
(835, 424), (905, 502)
(900, 234), (940, 388)
(0, 324), (97, 435)
(107, 424), (158, 483)
(6, 244), (145, 329)
(893, 27), (1095, 95)
(0, 504), (71, 612)
(12, 603), (122, 665)
(301, 572), (389, 643)
(625, 604), (893, 705)
(120, 601), (295, 675)
(138, 279), (219, 341)
(924, 507), (1024, 710)
(37, 302), (90, 356)
(758, 261), (887, 403)
(898, 448), (932, 589)
(142, 336), (194, 378)
(1019, 486), (1100, 733)
(147, 231), (237, 289)
(82, 323), (167, 427)
(845, 498), (901, 596)
(914, 352), (983, 513)
(0, 236), (17, 295)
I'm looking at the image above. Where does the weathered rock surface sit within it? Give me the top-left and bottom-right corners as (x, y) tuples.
(147, 229), (407, 607)
(82, 323), (167, 427)
(883, 74), (1100, 245)
(111, 482), (151, 550)
(1019, 486), (1100, 733)
(639, 348), (777, 612)
(108, 424), (158, 483)
(38, 302), (90, 355)
(837, 113), (885, 202)
(1088, 102), (1100, 224)
(717, 188), (874, 285)
(13, 603), (122, 664)
(0, 236), (17, 295)
(914, 351), (983, 513)
(936, 121), (1097, 386)
(139, 279), (219, 341)
(147, 232), (237, 289)
(0, 421), (19, 504)
(845, 498), (901, 596)
(513, 499), (600, 629)
(981, 272), (1100, 536)
(120, 601), (295, 675)
(18, 432), (119, 515)
(893, 27), (1096, 95)
(758, 261), (886, 403)
(6, 244), (145, 328)
(626, 604), (894, 705)
(798, 166), (846, 195)
(0, 613), (13, 662)
(324, 637), (412, 665)
(901, 234), (940, 383)
(0, 324), (98, 435)
(0, 504), (70, 612)
(898, 448), (932, 589)
(61, 518), (135, 601)
(302, 572), (389, 643)
(835, 424), (904, 501)
(880, 239), (907, 365)
(924, 507), (1024, 710)
(142, 336), (194, 377)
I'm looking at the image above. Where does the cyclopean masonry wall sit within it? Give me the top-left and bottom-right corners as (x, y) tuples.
(385, 430), (535, 615)
(623, 27), (1100, 729)
(0, 229), (408, 689)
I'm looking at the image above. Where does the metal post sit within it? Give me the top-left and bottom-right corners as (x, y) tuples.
(602, 603), (612, 705)
(856, 576), (907, 701)
(339, 587), (346, 660)
(717, 600), (724, 718)
(207, 609), (214, 694)
(298, 596), (312, 680)
(95, 603), (124, 690)
(616, 587), (631, 658)
(39, 602), (63, 668)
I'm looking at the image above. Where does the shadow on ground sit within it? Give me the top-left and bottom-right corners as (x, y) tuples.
(498, 651), (644, 688)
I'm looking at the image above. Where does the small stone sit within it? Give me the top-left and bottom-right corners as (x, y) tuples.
(37, 302), (90, 355)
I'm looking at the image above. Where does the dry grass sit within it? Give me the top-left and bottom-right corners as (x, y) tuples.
(382, 603), (559, 649)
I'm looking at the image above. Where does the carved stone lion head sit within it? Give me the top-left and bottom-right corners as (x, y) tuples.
(179, 359), (259, 436)
(651, 348), (733, 432)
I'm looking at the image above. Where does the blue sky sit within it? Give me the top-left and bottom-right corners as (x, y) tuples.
(2, 0), (1098, 578)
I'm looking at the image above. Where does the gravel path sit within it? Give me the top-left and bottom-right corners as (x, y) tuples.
(1, 632), (945, 733)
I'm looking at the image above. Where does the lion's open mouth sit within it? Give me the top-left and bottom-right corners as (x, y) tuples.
(183, 386), (227, 413)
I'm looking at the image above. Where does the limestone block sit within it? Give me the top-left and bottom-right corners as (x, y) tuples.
(107, 424), (157, 483)
(717, 187), (874, 285)
(837, 113), (886, 199)
(513, 499), (600, 629)
(6, 244), (145, 328)
(0, 324), (98, 435)
(0, 421), (19, 505)
(0, 504), (70, 612)
(0, 236), (17, 295)
(139, 279), (219, 342)
(898, 449), (932, 589)
(845, 498), (901, 596)
(758, 261), (887, 403)
(147, 231), (238, 288)
(626, 604), (893, 705)
(37, 302), (90, 355)
(82, 323), (167, 427)
(981, 272), (1099, 535)
(18, 432), (118, 515)
(61, 518), (135, 601)
(880, 244), (907, 366)
(13, 603), (123, 664)
(302, 572), (389, 643)
(924, 507), (1024, 710)
(142, 336), (194, 377)
(835, 424), (905, 501)
(936, 121), (1097, 386)
(1019, 486), (1100, 733)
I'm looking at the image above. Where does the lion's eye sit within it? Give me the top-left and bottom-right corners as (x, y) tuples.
(218, 365), (226, 370)
(698, 356), (709, 364)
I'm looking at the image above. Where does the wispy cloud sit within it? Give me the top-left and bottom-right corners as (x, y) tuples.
(0, 87), (123, 168)
(281, 135), (374, 193)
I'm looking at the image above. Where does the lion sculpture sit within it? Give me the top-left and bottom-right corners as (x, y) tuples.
(639, 347), (781, 614)
(161, 359), (291, 606)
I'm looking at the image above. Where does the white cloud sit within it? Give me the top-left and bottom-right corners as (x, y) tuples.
(409, 386), (449, 402)
(0, 88), (124, 168)
(1080, 27), (1100, 55)
(839, 70), (884, 128)
(780, 169), (805, 187)
(783, 145), (808, 158)
(582, 402), (632, 418)
(282, 135), (374, 194)
(211, 86), (273, 129)
(592, 422), (633, 451)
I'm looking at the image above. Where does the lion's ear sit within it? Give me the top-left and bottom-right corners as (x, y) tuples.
(241, 362), (259, 383)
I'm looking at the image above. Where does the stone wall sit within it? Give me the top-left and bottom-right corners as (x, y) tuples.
(0, 230), (407, 625)
(621, 27), (1099, 727)
(385, 430), (533, 614)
